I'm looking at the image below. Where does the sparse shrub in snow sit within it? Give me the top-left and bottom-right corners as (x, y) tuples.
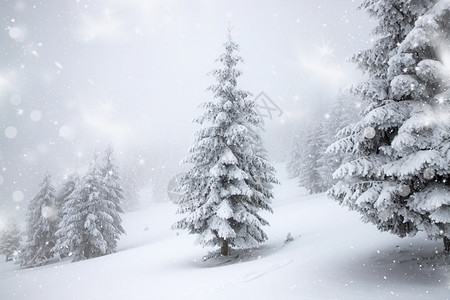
(172, 31), (278, 256)
(20, 172), (58, 267)
(0, 218), (21, 262)
(53, 148), (125, 261)
(284, 233), (295, 245)
(329, 0), (450, 253)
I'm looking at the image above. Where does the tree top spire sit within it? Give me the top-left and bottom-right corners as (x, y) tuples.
(226, 23), (233, 41)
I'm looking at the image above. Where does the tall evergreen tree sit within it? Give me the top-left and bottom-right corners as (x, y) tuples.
(55, 174), (79, 212)
(286, 131), (304, 179)
(329, 0), (450, 252)
(20, 172), (58, 267)
(0, 218), (21, 262)
(55, 173), (79, 223)
(350, 0), (435, 79)
(172, 31), (278, 256)
(297, 121), (327, 194)
(54, 152), (125, 261)
(99, 147), (126, 251)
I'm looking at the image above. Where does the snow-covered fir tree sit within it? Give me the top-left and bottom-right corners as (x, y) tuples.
(98, 146), (126, 250)
(20, 172), (58, 267)
(0, 218), (21, 262)
(172, 31), (278, 256)
(51, 174), (79, 260)
(55, 174), (79, 210)
(54, 151), (125, 261)
(55, 173), (79, 220)
(287, 123), (326, 193)
(329, 0), (450, 252)
(297, 121), (328, 194)
(286, 130), (304, 179)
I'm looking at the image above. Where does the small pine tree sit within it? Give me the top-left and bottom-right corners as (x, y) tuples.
(287, 131), (304, 179)
(54, 152), (125, 261)
(20, 172), (58, 267)
(99, 146), (126, 251)
(55, 174), (79, 212)
(172, 31), (278, 256)
(0, 218), (21, 262)
(297, 122), (327, 194)
(55, 173), (79, 225)
(53, 173), (79, 260)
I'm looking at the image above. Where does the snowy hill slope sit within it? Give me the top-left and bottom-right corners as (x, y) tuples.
(0, 165), (449, 299)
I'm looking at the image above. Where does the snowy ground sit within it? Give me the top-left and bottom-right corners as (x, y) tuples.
(1, 165), (449, 299)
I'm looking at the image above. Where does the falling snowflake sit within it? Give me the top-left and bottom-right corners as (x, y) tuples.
(41, 206), (58, 221)
(10, 94), (22, 105)
(363, 126), (376, 139)
(397, 184), (411, 197)
(30, 110), (42, 122)
(8, 26), (26, 41)
(12, 190), (24, 202)
(5, 126), (18, 139)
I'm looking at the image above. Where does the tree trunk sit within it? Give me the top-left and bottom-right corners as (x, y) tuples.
(444, 236), (450, 254)
(221, 239), (229, 256)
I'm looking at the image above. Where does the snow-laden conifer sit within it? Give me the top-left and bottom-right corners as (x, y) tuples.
(98, 146), (125, 251)
(20, 172), (58, 267)
(55, 173), (79, 213)
(54, 173), (79, 234)
(296, 122), (327, 194)
(329, 0), (450, 252)
(287, 131), (304, 179)
(172, 31), (278, 256)
(54, 151), (125, 261)
(0, 218), (21, 262)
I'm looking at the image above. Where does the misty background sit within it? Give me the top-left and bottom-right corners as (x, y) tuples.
(0, 0), (374, 221)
